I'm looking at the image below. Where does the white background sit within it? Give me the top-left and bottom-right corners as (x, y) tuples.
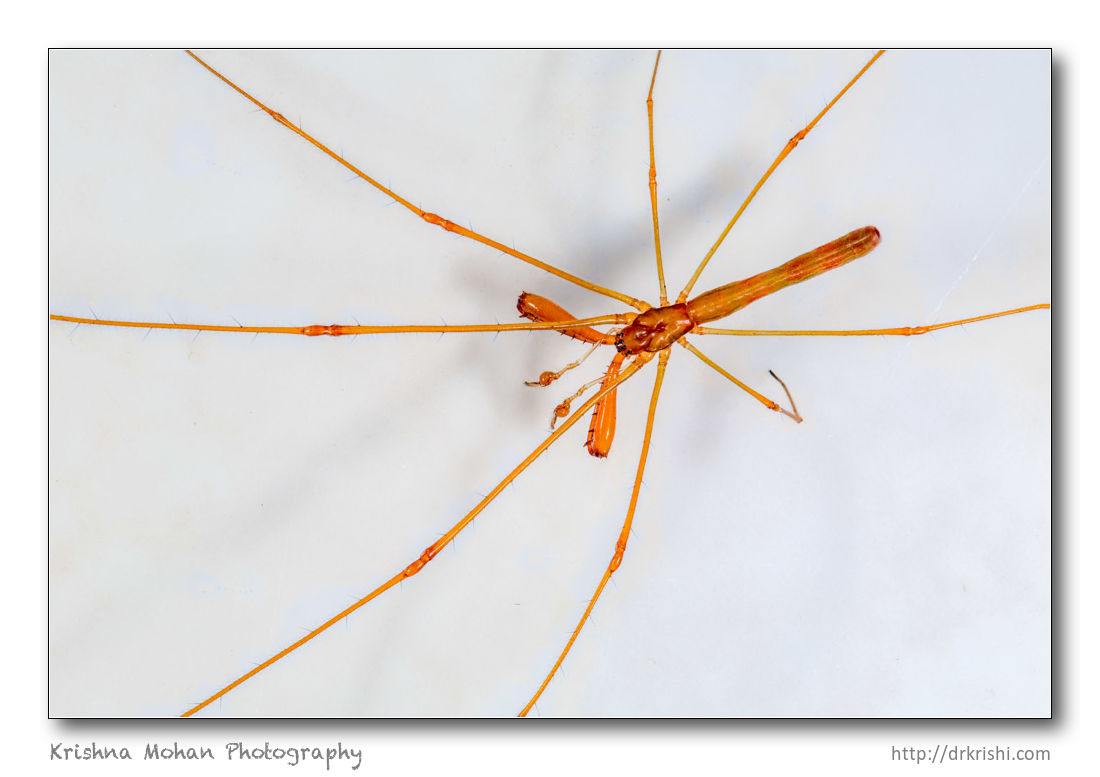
(48, 49), (1049, 717)
(11, 0), (1090, 771)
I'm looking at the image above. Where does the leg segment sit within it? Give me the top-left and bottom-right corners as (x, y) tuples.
(519, 350), (670, 716)
(646, 51), (668, 305)
(692, 303), (1051, 337)
(679, 338), (802, 422)
(186, 50), (646, 311)
(181, 353), (652, 717)
(678, 50), (885, 302)
(49, 312), (632, 338)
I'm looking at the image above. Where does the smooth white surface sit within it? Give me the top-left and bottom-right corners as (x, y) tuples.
(48, 50), (1050, 717)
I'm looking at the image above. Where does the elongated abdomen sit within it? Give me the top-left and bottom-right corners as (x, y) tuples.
(685, 226), (881, 324)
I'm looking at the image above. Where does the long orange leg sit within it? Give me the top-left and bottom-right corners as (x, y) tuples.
(678, 338), (802, 422)
(677, 50), (885, 302)
(646, 51), (668, 306)
(185, 50), (646, 312)
(678, 303), (1051, 421)
(49, 312), (631, 337)
(692, 303), (1051, 337)
(520, 349), (670, 717)
(181, 352), (652, 717)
